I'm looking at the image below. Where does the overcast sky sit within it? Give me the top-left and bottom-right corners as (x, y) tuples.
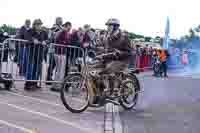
(0, 0), (200, 38)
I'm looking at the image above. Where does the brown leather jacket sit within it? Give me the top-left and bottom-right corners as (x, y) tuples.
(102, 30), (132, 63)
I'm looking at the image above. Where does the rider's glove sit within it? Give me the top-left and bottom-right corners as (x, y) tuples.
(113, 50), (121, 60)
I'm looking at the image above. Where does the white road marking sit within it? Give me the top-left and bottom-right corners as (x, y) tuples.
(43, 91), (85, 103)
(105, 103), (123, 133)
(113, 106), (123, 133)
(105, 103), (114, 132)
(3, 91), (95, 114)
(171, 74), (200, 79)
(6, 91), (85, 108)
(6, 91), (63, 107)
(0, 101), (93, 133)
(0, 119), (34, 133)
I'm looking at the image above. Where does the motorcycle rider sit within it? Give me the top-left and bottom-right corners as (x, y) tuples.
(90, 18), (132, 104)
(100, 18), (132, 74)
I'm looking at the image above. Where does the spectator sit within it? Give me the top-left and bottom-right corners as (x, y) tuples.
(140, 47), (145, 72)
(46, 17), (63, 83)
(135, 45), (141, 69)
(97, 30), (106, 46)
(0, 29), (5, 42)
(71, 29), (81, 47)
(16, 19), (31, 76)
(82, 24), (92, 48)
(24, 19), (48, 91)
(16, 19), (31, 39)
(77, 27), (84, 43)
(181, 50), (189, 67)
(160, 49), (169, 77)
(48, 17), (63, 42)
(143, 47), (149, 69)
(70, 29), (83, 72)
(148, 46), (153, 66)
(128, 47), (136, 69)
(152, 49), (161, 76)
(51, 21), (72, 92)
(0, 31), (10, 63)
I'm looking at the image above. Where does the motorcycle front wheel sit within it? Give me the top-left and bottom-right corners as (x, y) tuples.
(60, 73), (89, 113)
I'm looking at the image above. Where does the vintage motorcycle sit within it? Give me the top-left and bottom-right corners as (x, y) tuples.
(60, 50), (141, 113)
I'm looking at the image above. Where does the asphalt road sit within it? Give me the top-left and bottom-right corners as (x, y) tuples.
(0, 84), (104, 133)
(0, 71), (200, 133)
(120, 73), (200, 133)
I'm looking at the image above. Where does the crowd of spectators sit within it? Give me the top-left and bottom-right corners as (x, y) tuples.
(13, 17), (102, 91)
(129, 44), (191, 77)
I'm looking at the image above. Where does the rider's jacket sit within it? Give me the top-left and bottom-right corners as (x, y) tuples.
(102, 29), (132, 63)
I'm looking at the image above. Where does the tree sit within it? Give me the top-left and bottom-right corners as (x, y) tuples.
(135, 34), (144, 39)
(144, 36), (152, 42)
(0, 24), (17, 35)
(155, 36), (161, 39)
(128, 32), (137, 39)
(189, 28), (195, 38)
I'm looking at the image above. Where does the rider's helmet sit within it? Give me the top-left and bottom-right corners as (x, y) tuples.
(105, 18), (120, 33)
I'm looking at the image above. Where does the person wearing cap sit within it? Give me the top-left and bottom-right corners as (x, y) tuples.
(16, 19), (31, 39)
(89, 18), (132, 104)
(69, 28), (84, 74)
(51, 21), (72, 92)
(81, 24), (91, 48)
(46, 17), (63, 84)
(24, 19), (48, 91)
(15, 19), (31, 77)
(49, 17), (63, 42)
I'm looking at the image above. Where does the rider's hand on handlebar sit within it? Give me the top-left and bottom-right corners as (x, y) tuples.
(112, 49), (121, 60)
(114, 49), (121, 56)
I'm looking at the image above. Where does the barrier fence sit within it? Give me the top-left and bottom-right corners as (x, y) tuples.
(0, 38), (186, 88)
(0, 39), (85, 86)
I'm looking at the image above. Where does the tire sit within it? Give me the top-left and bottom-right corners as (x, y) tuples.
(1, 73), (13, 91)
(119, 74), (140, 110)
(60, 73), (89, 113)
(154, 64), (160, 74)
(127, 74), (141, 92)
(4, 81), (13, 91)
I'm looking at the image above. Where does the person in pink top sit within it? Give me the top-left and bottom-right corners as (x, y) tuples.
(181, 50), (188, 66)
(51, 22), (72, 92)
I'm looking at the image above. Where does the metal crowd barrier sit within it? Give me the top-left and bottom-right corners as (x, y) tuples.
(0, 39), (86, 85)
(0, 38), (186, 88)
